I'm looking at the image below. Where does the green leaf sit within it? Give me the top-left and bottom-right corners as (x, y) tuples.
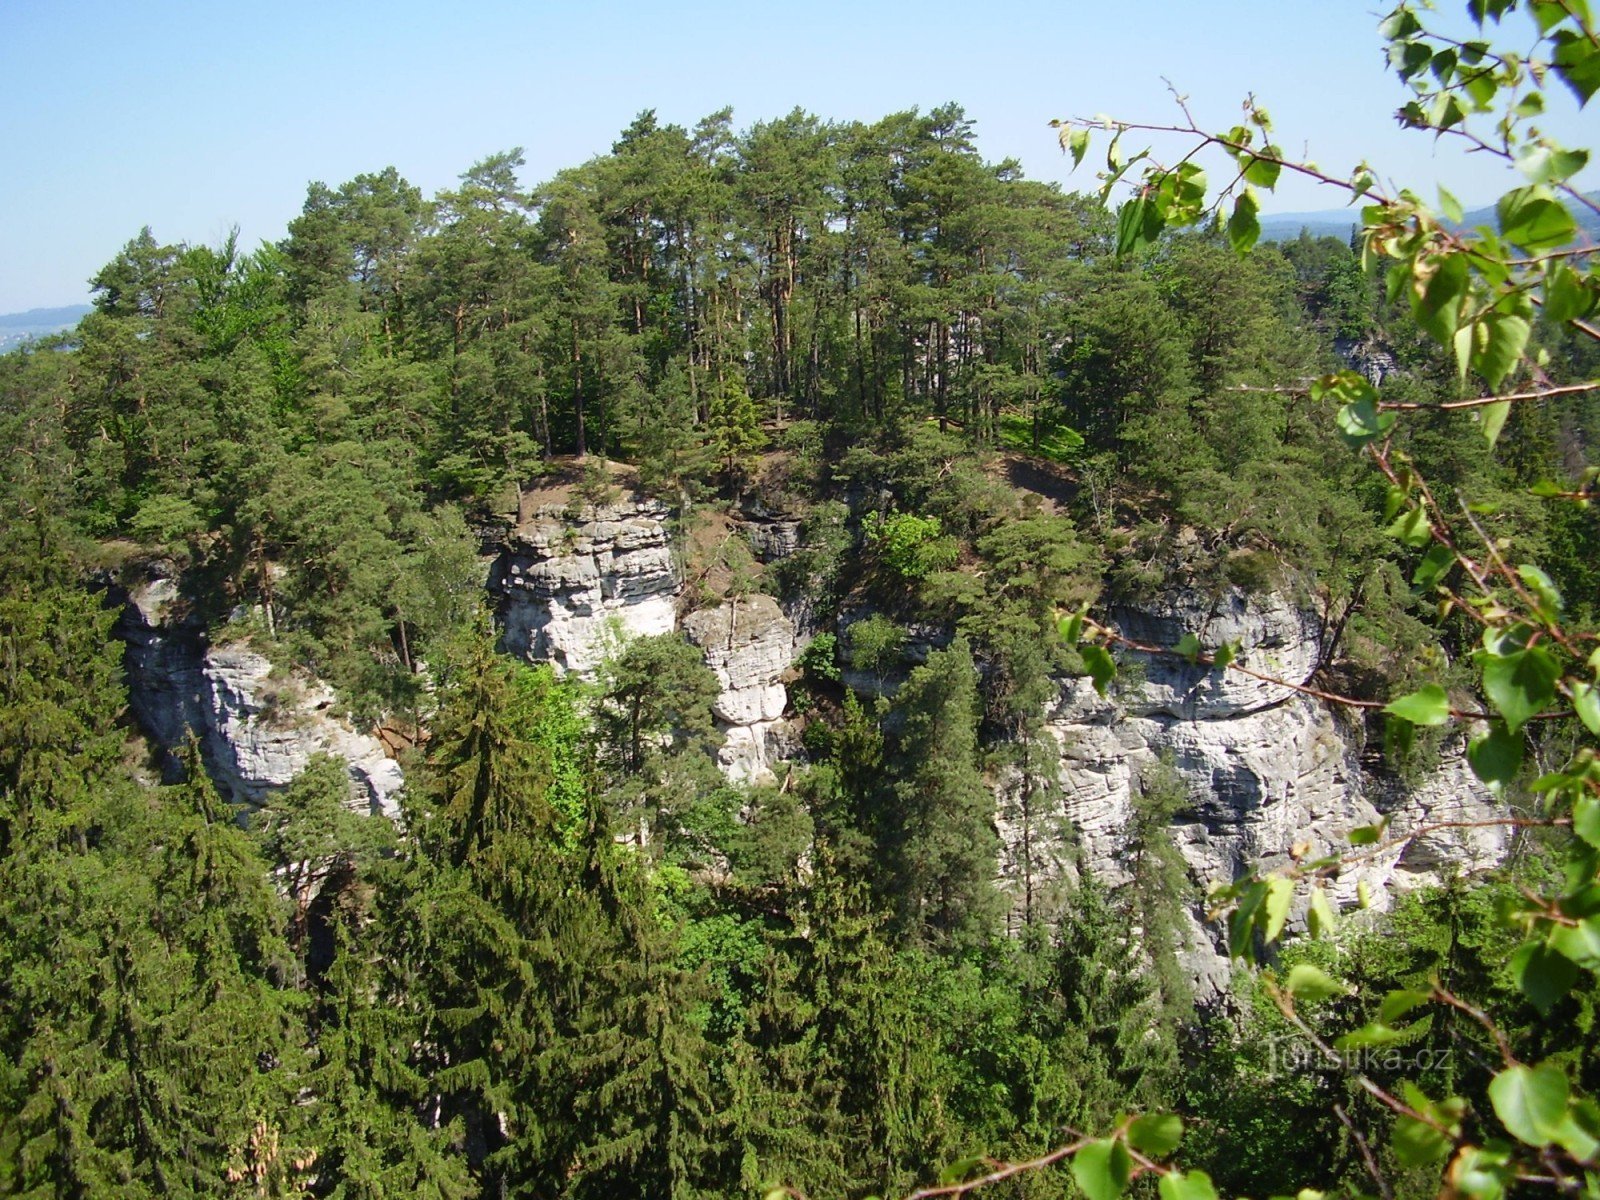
(1336, 396), (1397, 447)
(1072, 1138), (1132, 1200)
(1473, 313), (1530, 391)
(1550, 915), (1600, 968)
(1227, 188), (1260, 253)
(1554, 1099), (1600, 1162)
(1438, 185), (1465, 224)
(1575, 795), (1600, 848)
(938, 1156), (988, 1185)
(1489, 1062), (1570, 1146)
(1497, 186), (1578, 251)
(1264, 875), (1293, 944)
(1116, 195), (1164, 256)
(1379, 8), (1423, 38)
(1387, 505), (1432, 548)
(1516, 564), (1565, 622)
(1158, 1170), (1218, 1200)
(1479, 398), (1512, 448)
(1157, 161), (1208, 226)
(1349, 823), (1385, 846)
(1128, 1113), (1184, 1158)
(1461, 68), (1497, 108)
(1510, 939), (1578, 1015)
(1447, 1145), (1512, 1200)
(1476, 645), (1559, 732)
(1307, 886), (1337, 938)
(1414, 252), (1469, 341)
(1068, 128), (1091, 168)
(1082, 644), (1117, 698)
(1552, 29), (1600, 105)
(1545, 262), (1598, 323)
(1468, 722), (1523, 791)
(1285, 964), (1347, 1002)
(1212, 642), (1237, 671)
(1242, 153), (1281, 189)
(1454, 320), (1475, 380)
(1379, 988), (1432, 1023)
(1412, 545), (1456, 590)
(1384, 484), (1408, 523)
(1393, 1113), (1454, 1167)
(1059, 611), (1086, 646)
(1385, 684), (1451, 725)
(1530, 0), (1569, 33)
(1512, 91), (1546, 117)
(1229, 880), (1268, 959)
(1337, 1020), (1418, 1050)
(1516, 144), (1590, 184)
(1175, 632), (1202, 664)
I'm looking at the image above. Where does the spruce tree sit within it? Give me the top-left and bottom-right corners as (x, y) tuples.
(886, 636), (1003, 949)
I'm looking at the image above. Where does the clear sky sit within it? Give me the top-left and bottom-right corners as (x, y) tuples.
(1, 0), (1593, 313)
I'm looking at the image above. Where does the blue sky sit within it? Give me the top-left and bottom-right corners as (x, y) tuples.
(2, 0), (1593, 312)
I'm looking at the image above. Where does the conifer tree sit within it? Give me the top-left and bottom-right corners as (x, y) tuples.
(886, 636), (1003, 948)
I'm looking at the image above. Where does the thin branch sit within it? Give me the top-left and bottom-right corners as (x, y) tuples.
(900, 1136), (1093, 1199)
(1067, 116), (1388, 201)
(1086, 619), (1570, 723)
(1379, 381), (1600, 412)
(1431, 986), (1517, 1068)
(1313, 816), (1570, 878)
(1336, 1103), (1394, 1200)
(1265, 979), (1449, 1134)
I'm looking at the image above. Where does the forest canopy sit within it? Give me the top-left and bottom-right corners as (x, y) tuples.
(2, 2), (1600, 1195)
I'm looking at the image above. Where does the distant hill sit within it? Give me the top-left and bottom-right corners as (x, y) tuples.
(1259, 192), (1600, 246)
(0, 304), (91, 352)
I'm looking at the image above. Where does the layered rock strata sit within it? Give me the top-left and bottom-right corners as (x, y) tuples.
(682, 594), (799, 785)
(117, 573), (404, 816)
(991, 587), (1503, 998)
(493, 498), (679, 676)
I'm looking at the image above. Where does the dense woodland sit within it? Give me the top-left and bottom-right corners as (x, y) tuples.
(1, 98), (1598, 1199)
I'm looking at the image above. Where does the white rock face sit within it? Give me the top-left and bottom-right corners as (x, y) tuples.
(494, 498), (680, 676)
(201, 646), (404, 817)
(992, 586), (1505, 1002)
(1108, 588), (1323, 719)
(117, 571), (404, 817)
(683, 595), (798, 785)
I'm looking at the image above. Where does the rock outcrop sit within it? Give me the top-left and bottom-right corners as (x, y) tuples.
(117, 573), (208, 761)
(1336, 337), (1401, 386)
(736, 500), (804, 563)
(117, 571), (404, 816)
(198, 646), (404, 816)
(117, 501), (1507, 1000)
(682, 594), (799, 784)
(991, 585), (1503, 1000)
(492, 497), (680, 676)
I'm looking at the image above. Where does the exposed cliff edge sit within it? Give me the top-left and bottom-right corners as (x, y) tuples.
(682, 594), (799, 785)
(116, 569), (404, 817)
(492, 498), (679, 675)
(115, 502), (1507, 1003)
(992, 586), (1504, 998)
(489, 495), (802, 784)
